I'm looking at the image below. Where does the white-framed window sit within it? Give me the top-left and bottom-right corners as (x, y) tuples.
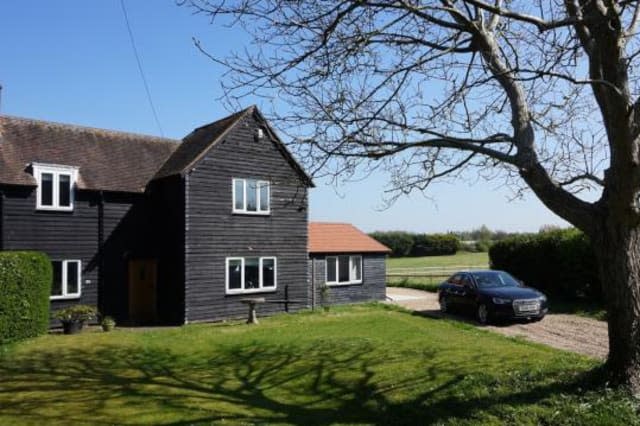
(226, 256), (277, 294)
(232, 178), (270, 215)
(50, 260), (82, 300)
(326, 255), (362, 285)
(32, 163), (78, 211)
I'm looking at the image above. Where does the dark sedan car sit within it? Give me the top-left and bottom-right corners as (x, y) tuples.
(438, 270), (548, 324)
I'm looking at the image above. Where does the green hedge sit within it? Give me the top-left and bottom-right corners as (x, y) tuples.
(412, 234), (460, 256)
(369, 231), (414, 257)
(489, 229), (601, 301)
(369, 232), (460, 257)
(0, 251), (52, 343)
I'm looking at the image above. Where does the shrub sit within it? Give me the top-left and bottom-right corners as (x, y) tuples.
(53, 305), (97, 323)
(0, 251), (52, 343)
(489, 229), (600, 302)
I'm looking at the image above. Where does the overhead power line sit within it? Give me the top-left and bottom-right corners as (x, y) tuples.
(119, 0), (165, 136)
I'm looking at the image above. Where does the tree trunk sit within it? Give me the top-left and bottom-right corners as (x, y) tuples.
(593, 221), (640, 394)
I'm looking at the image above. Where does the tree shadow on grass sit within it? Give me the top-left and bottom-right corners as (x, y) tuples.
(0, 340), (626, 425)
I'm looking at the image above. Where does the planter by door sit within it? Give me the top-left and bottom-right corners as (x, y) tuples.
(62, 321), (84, 335)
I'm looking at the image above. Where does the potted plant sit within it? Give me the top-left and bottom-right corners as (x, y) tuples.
(53, 305), (97, 335)
(101, 316), (116, 332)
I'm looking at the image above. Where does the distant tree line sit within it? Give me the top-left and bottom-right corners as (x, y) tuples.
(371, 225), (533, 257)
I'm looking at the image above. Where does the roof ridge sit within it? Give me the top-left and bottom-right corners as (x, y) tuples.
(191, 105), (255, 133)
(0, 114), (179, 145)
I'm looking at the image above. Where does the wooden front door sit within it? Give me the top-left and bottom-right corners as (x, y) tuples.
(128, 259), (157, 323)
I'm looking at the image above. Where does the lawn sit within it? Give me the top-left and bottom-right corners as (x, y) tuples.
(387, 251), (489, 269)
(0, 305), (636, 425)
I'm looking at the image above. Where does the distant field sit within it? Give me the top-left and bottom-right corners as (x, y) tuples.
(387, 251), (489, 269)
(386, 252), (490, 291)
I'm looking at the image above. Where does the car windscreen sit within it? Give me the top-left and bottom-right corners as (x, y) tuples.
(471, 271), (520, 288)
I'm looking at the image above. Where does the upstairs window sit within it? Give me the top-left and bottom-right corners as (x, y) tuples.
(32, 163), (78, 211)
(50, 260), (82, 300)
(326, 255), (362, 285)
(226, 257), (277, 294)
(232, 178), (270, 214)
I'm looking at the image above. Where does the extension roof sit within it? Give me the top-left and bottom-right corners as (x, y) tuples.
(0, 106), (313, 193)
(308, 222), (391, 254)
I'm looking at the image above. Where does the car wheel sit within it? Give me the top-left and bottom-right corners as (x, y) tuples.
(532, 315), (545, 323)
(477, 304), (490, 325)
(439, 296), (449, 313)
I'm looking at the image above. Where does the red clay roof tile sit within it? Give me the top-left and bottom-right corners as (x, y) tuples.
(308, 222), (391, 254)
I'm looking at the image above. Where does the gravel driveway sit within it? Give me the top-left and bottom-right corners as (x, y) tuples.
(386, 287), (609, 359)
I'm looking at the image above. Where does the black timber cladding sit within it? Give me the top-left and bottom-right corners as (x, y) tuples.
(0, 186), (140, 317)
(309, 254), (387, 306)
(184, 112), (310, 322)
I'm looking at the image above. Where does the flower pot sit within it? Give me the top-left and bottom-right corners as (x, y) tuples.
(62, 320), (84, 335)
(101, 323), (114, 332)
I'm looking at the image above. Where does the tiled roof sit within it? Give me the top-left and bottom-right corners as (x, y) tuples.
(308, 222), (391, 254)
(0, 115), (178, 193)
(0, 106), (313, 193)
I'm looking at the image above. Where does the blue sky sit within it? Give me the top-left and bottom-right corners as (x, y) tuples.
(0, 1), (570, 233)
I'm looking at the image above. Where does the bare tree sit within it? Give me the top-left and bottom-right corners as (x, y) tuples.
(181, 0), (640, 393)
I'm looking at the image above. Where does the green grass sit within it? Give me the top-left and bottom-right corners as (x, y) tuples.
(387, 251), (489, 269)
(0, 305), (636, 425)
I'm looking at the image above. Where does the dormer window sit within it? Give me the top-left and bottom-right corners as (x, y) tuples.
(32, 163), (78, 211)
(232, 178), (270, 215)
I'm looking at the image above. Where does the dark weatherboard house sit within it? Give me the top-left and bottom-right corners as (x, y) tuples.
(0, 106), (388, 325)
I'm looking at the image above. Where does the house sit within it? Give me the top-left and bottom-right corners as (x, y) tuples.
(308, 223), (390, 306)
(0, 106), (388, 325)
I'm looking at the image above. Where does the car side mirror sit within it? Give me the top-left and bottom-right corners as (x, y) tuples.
(518, 280), (525, 286)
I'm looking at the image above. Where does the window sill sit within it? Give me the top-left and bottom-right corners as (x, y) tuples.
(37, 206), (74, 212)
(50, 295), (81, 301)
(231, 210), (271, 216)
(226, 288), (277, 296)
(326, 281), (363, 287)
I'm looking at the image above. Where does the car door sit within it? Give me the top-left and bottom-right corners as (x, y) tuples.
(442, 274), (463, 307)
(458, 273), (477, 313)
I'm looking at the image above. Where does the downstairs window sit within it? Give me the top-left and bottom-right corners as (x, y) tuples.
(226, 257), (277, 294)
(50, 260), (82, 300)
(326, 255), (362, 285)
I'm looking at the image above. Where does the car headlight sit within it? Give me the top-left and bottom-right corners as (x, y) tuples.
(539, 295), (547, 302)
(492, 297), (512, 304)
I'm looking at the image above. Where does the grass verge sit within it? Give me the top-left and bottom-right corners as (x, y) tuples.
(0, 304), (635, 425)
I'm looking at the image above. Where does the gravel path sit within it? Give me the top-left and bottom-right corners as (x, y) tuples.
(386, 287), (609, 359)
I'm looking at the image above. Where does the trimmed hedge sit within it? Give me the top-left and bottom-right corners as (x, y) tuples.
(369, 232), (460, 257)
(412, 234), (460, 256)
(369, 231), (414, 257)
(0, 251), (52, 343)
(489, 229), (601, 302)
